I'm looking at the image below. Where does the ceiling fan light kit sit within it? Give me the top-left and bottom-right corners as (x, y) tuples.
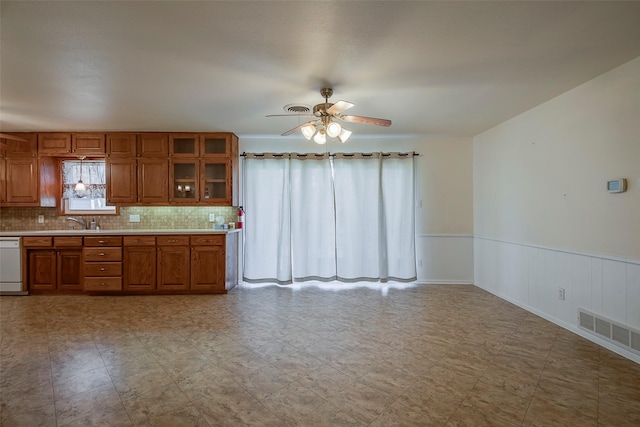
(268, 87), (391, 144)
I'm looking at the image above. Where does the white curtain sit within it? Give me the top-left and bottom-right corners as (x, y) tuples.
(243, 152), (416, 284)
(243, 155), (292, 284)
(290, 154), (336, 281)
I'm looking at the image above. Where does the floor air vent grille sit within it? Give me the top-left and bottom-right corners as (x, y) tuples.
(578, 308), (640, 356)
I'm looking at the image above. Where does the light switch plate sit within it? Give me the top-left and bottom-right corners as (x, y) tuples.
(209, 213), (216, 222)
(129, 214), (140, 223)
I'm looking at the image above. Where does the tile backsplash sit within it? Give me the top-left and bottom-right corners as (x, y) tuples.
(0, 206), (238, 231)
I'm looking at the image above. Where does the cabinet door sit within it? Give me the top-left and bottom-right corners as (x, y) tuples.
(124, 247), (156, 291)
(72, 133), (106, 155)
(138, 134), (168, 157)
(170, 160), (198, 203)
(106, 158), (137, 204)
(138, 158), (169, 203)
(170, 134), (199, 157)
(29, 250), (56, 291)
(5, 158), (38, 205)
(157, 246), (189, 290)
(3, 133), (37, 157)
(201, 159), (231, 204)
(0, 157), (5, 203)
(38, 133), (72, 154)
(200, 133), (232, 157)
(191, 246), (225, 291)
(106, 134), (137, 157)
(57, 250), (82, 292)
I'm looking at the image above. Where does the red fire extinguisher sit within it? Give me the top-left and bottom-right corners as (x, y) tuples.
(237, 206), (244, 229)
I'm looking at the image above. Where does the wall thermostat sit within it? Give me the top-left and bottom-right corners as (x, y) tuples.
(607, 178), (627, 193)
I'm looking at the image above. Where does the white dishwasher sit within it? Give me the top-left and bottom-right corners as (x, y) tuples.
(0, 237), (27, 295)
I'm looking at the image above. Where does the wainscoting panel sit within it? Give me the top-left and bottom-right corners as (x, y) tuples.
(474, 236), (640, 363)
(416, 234), (473, 284)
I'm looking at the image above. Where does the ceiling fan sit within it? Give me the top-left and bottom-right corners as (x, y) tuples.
(267, 88), (392, 144)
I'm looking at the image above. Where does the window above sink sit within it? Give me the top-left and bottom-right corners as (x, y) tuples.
(61, 159), (117, 215)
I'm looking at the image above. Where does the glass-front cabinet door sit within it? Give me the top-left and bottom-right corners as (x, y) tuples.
(170, 134), (199, 157)
(201, 160), (231, 204)
(200, 134), (231, 157)
(170, 160), (198, 203)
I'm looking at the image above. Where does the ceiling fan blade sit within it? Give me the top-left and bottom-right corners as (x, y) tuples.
(267, 114), (314, 118)
(281, 120), (316, 136)
(340, 115), (392, 127)
(327, 100), (354, 115)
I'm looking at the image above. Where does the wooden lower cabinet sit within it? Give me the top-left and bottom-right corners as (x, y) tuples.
(190, 235), (225, 291)
(26, 236), (83, 293)
(157, 237), (190, 291)
(57, 250), (82, 291)
(123, 237), (157, 291)
(24, 232), (237, 295)
(28, 250), (56, 292)
(83, 236), (122, 292)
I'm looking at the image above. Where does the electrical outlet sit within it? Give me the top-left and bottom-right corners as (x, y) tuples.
(129, 214), (140, 223)
(558, 287), (565, 301)
(209, 213), (216, 222)
(37, 215), (44, 224)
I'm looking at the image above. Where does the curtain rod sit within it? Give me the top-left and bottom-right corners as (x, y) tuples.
(241, 151), (419, 157)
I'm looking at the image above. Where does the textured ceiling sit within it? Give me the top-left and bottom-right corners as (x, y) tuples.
(2, 1), (640, 138)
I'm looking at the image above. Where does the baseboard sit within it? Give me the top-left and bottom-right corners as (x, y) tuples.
(476, 281), (640, 364)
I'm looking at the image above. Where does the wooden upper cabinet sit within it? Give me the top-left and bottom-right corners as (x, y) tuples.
(0, 156), (6, 204)
(170, 134), (199, 157)
(138, 134), (168, 157)
(106, 134), (137, 157)
(138, 158), (169, 203)
(201, 133), (236, 158)
(72, 133), (106, 155)
(2, 133), (37, 157)
(106, 158), (137, 204)
(4, 157), (39, 205)
(38, 133), (72, 154)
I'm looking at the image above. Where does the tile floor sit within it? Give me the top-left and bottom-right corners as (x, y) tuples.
(1, 284), (639, 426)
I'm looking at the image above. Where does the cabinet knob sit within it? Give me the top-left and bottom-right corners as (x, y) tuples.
(100, 268), (105, 271)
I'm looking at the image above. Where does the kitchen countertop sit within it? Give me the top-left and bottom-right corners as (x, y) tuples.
(0, 229), (242, 237)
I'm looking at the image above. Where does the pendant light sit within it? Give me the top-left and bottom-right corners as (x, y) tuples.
(74, 156), (86, 192)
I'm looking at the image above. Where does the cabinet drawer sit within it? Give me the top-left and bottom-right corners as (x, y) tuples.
(23, 237), (52, 247)
(84, 236), (122, 247)
(54, 237), (83, 247)
(83, 247), (122, 262)
(84, 262), (122, 277)
(84, 277), (122, 291)
(190, 235), (224, 246)
(157, 236), (189, 246)
(124, 236), (156, 246)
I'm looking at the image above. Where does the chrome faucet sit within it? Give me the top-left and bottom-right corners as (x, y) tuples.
(66, 217), (87, 230)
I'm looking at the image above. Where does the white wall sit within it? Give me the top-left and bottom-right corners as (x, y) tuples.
(239, 134), (474, 284)
(474, 56), (640, 362)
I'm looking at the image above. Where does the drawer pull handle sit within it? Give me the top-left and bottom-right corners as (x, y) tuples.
(100, 268), (105, 271)
(99, 253), (106, 256)
(168, 239), (178, 243)
(98, 240), (106, 244)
